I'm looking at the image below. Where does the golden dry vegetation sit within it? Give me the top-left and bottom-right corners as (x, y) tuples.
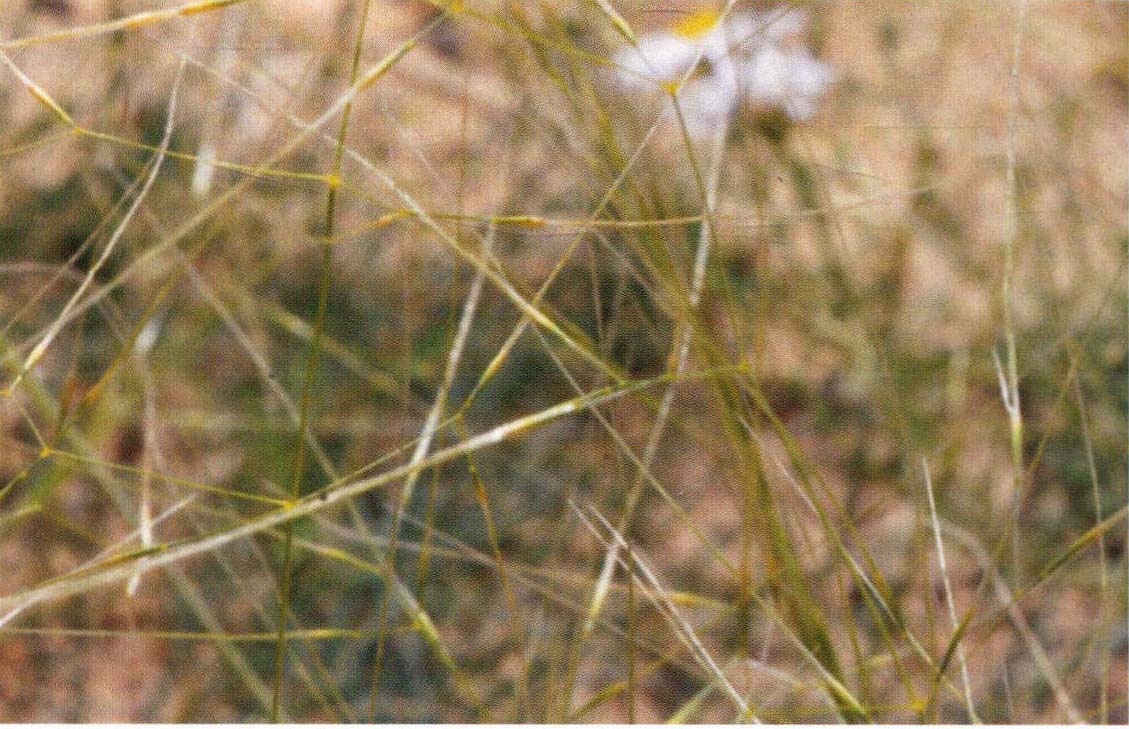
(0, 0), (1125, 722)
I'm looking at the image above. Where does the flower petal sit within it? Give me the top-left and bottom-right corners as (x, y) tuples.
(613, 31), (698, 86)
(743, 45), (835, 119)
(675, 75), (740, 137)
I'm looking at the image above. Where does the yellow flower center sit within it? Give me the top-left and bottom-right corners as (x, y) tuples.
(671, 7), (721, 39)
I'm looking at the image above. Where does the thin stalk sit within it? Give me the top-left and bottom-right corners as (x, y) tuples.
(922, 459), (978, 722)
(0, 376), (692, 625)
(1, 59), (183, 394)
(0, 0), (248, 51)
(372, 224), (494, 719)
(565, 5), (743, 703)
(1001, 0), (1030, 582)
(577, 504), (756, 720)
(567, 107), (730, 712)
(1071, 373), (1110, 724)
(625, 537), (636, 724)
(271, 1), (374, 718)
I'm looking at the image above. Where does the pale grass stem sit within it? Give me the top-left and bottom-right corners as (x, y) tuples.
(573, 115), (729, 706)
(0, 0), (249, 51)
(941, 520), (1085, 723)
(922, 458), (979, 722)
(0, 376), (669, 627)
(574, 502), (757, 721)
(1072, 374), (1111, 724)
(1000, 0), (1029, 583)
(0, 59), (184, 394)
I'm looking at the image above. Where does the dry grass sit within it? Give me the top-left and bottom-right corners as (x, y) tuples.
(0, 0), (1125, 722)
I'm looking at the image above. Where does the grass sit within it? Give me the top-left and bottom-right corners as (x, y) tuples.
(0, 0), (1125, 722)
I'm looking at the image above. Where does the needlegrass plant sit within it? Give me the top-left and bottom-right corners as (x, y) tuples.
(0, 0), (1125, 722)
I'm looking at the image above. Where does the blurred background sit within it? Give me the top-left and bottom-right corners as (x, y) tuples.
(0, 0), (1125, 722)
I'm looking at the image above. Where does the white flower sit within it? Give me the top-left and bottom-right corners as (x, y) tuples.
(611, 6), (835, 137)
